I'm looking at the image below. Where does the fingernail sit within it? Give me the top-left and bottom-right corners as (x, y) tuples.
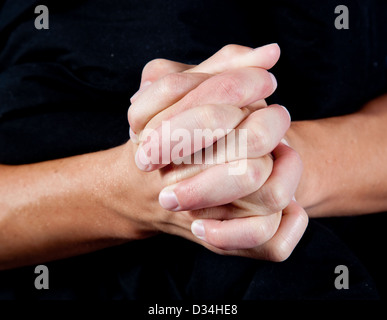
(280, 105), (291, 121)
(191, 220), (206, 240)
(129, 127), (139, 144)
(135, 147), (151, 171)
(159, 188), (180, 211)
(268, 72), (277, 91)
(281, 138), (290, 147)
(130, 80), (152, 103)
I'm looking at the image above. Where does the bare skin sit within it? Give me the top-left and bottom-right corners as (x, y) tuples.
(289, 93), (387, 217)
(1, 44), (386, 271)
(1, 44), (305, 270)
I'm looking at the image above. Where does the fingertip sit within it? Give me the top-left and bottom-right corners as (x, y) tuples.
(267, 104), (291, 127)
(252, 43), (281, 69)
(266, 43), (281, 67)
(268, 43), (281, 57)
(279, 105), (291, 122)
(268, 72), (278, 92)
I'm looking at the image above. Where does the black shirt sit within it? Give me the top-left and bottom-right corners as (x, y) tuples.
(0, 0), (385, 299)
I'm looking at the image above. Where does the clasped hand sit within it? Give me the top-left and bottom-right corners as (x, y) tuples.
(127, 44), (308, 261)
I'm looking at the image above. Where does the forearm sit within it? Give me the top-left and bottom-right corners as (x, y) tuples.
(288, 94), (387, 217)
(0, 144), (138, 270)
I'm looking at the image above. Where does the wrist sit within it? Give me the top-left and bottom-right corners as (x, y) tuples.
(0, 145), (143, 269)
(285, 120), (328, 216)
(96, 141), (162, 240)
(73, 143), (145, 241)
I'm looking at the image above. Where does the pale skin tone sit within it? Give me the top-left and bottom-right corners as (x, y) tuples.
(0, 44), (386, 270)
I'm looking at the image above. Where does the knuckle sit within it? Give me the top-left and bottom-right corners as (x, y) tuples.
(298, 209), (309, 228)
(207, 226), (229, 250)
(159, 72), (187, 94)
(243, 161), (261, 190)
(266, 209), (309, 263)
(143, 58), (170, 74)
(197, 104), (220, 129)
(242, 161), (263, 192)
(216, 74), (244, 104)
(249, 215), (279, 248)
(127, 106), (142, 129)
(248, 223), (269, 248)
(269, 241), (292, 262)
(219, 44), (247, 58)
(267, 182), (292, 212)
(266, 210), (308, 262)
(248, 123), (270, 155)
